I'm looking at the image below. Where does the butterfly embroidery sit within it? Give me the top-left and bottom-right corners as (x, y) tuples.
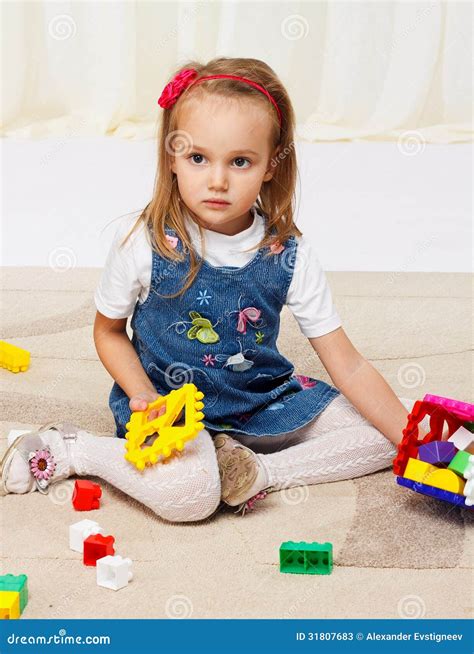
(237, 307), (262, 334)
(187, 311), (220, 344)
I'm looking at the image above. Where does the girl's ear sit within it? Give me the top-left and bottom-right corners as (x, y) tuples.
(170, 155), (177, 175)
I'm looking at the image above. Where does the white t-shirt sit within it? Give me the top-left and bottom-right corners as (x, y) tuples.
(94, 206), (342, 339)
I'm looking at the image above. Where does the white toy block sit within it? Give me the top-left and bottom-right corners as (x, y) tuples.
(463, 455), (474, 506)
(448, 426), (474, 451)
(96, 555), (133, 591)
(69, 519), (104, 553)
(7, 429), (30, 446)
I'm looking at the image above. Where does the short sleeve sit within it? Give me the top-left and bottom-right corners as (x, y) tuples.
(286, 235), (342, 338)
(94, 215), (152, 319)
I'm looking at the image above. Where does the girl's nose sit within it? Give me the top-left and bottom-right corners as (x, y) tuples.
(208, 165), (228, 191)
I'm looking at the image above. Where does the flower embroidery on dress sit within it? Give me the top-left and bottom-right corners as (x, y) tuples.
(202, 354), (216, 367)
(197, 289), (212, 306)
(270, 241), (285, 254)
(255, 331), (264, 344)
(295, 374), (318, 389)
(165, 235), (178, 249)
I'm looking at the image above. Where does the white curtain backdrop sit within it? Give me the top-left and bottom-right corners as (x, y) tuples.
(1, 1), (472, 143)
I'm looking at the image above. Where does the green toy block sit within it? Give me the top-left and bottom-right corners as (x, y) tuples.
(448, 450), (471, 478)
(0, 575), (28, 613)
(464, 421), (474, 434)
(279, 541), (333, 575)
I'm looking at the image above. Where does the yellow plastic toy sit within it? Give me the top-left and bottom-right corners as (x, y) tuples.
(124, 383), (205, 471)
(403, 457), (465, 494)
(0, 341), (30, 373)
(0, 590), (20, 619)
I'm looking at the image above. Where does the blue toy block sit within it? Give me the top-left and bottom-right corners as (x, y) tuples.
(396, 476), (473, 510)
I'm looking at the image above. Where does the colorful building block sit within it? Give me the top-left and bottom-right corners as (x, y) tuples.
(448, 451), (471, 478)
(72, 480), (102, 511)
(279, 541), (333, 575)
(448, 426), (474, 452)
(396, 476), (473, 510)
(393, 400), (463, 475)
(403, 457), (465, 494)
(0, 341), (30, 373)
(96, 555), (133, 591)
(418, 441), (456, 466)
(423, 394), (474, 422)
(124, 383), (205, 471)
(0, 575), (28, 614)
(83, 534), (115, 566)
(69, 519), (104, 553)
(0, 591), (20, 619)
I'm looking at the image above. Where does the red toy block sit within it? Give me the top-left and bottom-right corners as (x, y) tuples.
(72, 480), (102, 511)
(393, 400), (463, 476)
(83, 534), (115, 566)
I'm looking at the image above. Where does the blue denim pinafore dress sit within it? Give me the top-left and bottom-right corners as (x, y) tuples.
(109, 215), (340, 438)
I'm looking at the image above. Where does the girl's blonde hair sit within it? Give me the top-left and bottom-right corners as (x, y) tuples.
(122, 56), (301, 299)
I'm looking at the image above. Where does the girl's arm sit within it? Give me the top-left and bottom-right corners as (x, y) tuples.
(93, 311), (157, 399)
(309, 327), (413, 447)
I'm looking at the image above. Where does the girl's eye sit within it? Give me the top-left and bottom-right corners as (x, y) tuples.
(190, 153), (206, 165)
(233, 157), (251, 169)
(188, 154), (251, 169)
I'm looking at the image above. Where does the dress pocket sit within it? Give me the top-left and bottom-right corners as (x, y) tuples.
(246, 369), (294, 393)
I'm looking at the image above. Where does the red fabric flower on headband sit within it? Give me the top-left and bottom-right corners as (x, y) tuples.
(158, 68), (199, 108)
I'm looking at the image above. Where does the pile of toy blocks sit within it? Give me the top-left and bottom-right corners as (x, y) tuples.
(0, 575), (28, 619)
(393, 394), (474, 509)
(69, 479), (134, 591)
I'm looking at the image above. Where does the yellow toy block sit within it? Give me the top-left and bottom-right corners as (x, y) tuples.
(0, 591), (20, 619)
(403, 458), (438, 483)
(0, 341), (30, 373)
(403, 457), (465, 494)
(124, 383), (205, 471)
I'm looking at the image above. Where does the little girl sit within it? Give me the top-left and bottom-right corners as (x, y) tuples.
(1, 57), (431, 520)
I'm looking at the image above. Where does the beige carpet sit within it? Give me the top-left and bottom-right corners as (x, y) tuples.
(0, 268), (472, 619)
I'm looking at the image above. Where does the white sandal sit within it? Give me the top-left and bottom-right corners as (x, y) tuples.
(0, 421), (80, 496)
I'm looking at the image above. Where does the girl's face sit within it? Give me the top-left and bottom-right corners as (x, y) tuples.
(170, 94), (278, 236)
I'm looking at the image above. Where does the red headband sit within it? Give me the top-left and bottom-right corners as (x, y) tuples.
(157, 68), (282, 128)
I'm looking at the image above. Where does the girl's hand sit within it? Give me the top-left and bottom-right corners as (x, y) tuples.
(129, 391), (166, 422)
